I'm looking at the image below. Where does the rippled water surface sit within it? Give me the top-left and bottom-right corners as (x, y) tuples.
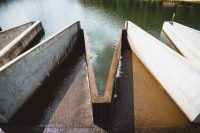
(0, 0), (200, 95)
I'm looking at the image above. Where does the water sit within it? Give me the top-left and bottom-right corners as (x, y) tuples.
(0, 0), (200, 95)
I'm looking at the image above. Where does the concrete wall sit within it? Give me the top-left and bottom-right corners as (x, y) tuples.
(0, 22), (34, 50)
(126, 21), (200, 123)
(0, 21), (43, 67)
(0, 22), (81, 123)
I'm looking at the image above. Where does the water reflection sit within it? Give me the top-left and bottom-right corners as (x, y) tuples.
(0, 0), (200, 95)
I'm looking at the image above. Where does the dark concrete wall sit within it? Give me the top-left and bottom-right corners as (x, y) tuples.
(0, 22), (80, 123)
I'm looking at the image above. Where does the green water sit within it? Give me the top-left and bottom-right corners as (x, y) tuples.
(0, 0), (200, 95)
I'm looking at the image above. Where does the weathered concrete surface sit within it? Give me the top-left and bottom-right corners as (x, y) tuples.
(45, 63), (93, 128)
(126, 21), (200, 123)
(162, 21), (200, 70)
(0, 22), (80, 123)
(0, 22), (34, 50)
(0, 21), (44, 67)
(43, 63), (106, 133)
(44, 126), (106, 133)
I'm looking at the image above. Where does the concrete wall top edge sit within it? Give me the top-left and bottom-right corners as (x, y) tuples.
(0, 21), (38, 50)
(0, 21), (42, 57)
(0, 21), (36, 34)
(0, 21), (80, 72)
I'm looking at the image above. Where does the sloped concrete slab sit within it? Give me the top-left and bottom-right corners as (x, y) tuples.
(133, 51), (190, 127)
(126, 21), (200, 123)
(162, 21), (200, 70)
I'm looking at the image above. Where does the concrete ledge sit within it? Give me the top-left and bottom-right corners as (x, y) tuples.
(0, 21), (44, 67)
(126, 21), (200, 123)
(83, 31), (99, 103)
(0, 21), (81, 122)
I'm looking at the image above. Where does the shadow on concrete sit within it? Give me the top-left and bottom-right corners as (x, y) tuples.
(0, 30), (86, 133)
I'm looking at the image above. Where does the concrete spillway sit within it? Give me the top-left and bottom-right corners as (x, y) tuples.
(0, 21), (106, 132)
(0, 21), (44, 67)
(1, 20), (200, 132)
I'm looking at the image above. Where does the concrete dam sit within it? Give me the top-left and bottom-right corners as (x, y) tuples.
(0, 20), (200, 133)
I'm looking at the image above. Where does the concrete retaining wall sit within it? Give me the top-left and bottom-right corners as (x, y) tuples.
(0, 22), (34, 50)
(0, 21), (81, 123)
(0, 21), (44, 67)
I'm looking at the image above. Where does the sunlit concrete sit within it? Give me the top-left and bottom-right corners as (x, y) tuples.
(126, 21), (200, 123)
(0, 21), (43, 67)
(162, 21), (200, 70)
(133, 51), (189, 127)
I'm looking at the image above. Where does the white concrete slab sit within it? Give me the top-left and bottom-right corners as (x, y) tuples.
(126, 21), (200, 123)
(162, 21), (200, 70)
